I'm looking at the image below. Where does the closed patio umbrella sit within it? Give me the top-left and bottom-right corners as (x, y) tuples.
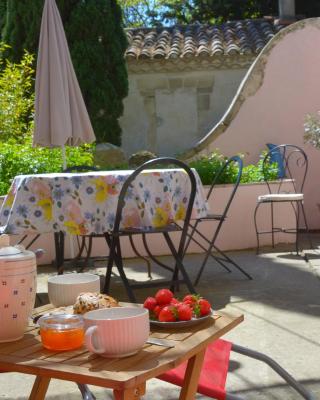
(33, 0), (96, 260)
(33, 0), (96, 167)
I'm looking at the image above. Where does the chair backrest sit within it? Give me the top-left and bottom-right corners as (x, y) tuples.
(206, 155), (243, 220)
(262, 144), (308, 195)
(62, 165), (99, 173)
(113, 157), (197, 250)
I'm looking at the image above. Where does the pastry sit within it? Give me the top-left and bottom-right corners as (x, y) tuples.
(73, 292), (119, 314)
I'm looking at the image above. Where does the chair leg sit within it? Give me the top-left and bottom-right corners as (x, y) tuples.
(187, 224), (232, 273)
(301, 202), (313, 249)
(163, 232), (196, 294)
(296, 201), (300, 255)
(103, 235), (115, 294)
(114, 238), (136, 302)
(77, 384), (96, 400)
(84, 236), (94, 268)
(142, 234), (174, 273)
(271, 202), (275, 248)
(187, 224), (251, 280)
(213, 245), (252, 280)
(103, 234), (136, 302)
(254, 203), (261, 255)
(225, 393), (245, 400)
(193, 220), (225, 286)
(231, 344), (316, 400)
(183, 220), (199, 258)
(25, 234), (41, 250)
(289, 201), (300, 255)
(129, 234), (152, 278)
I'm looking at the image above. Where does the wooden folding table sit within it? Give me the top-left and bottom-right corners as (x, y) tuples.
(0, 304), (243, 400)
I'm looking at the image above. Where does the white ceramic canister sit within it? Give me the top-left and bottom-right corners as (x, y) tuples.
(0, 235), (37, 342)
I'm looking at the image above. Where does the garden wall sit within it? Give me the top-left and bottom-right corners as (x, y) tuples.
(3, 180), (295, 266)
(182, 18), (320, 230)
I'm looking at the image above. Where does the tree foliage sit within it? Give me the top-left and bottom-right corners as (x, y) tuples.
(1, 0), (128, 145)
(0, 43), (34, 143)
(118, 0), (320, 27)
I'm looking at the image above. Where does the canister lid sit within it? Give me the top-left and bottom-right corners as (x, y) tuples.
(0, 234), (35, 262)
(0, 246), (23, 257)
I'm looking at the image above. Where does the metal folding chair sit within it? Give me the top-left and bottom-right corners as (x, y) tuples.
(185, 156), (252, 286)
(102, 157), (197, 302)
(158, 338), (316, 400)
(254, 144), (311, 254)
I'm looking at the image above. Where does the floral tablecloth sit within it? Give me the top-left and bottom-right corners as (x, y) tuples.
(0, 169), (208, 236)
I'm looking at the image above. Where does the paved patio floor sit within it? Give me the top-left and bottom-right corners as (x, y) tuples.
(0, 236), (319, 400)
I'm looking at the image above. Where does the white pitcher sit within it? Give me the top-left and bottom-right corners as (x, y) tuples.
(0, 235), (37, 342)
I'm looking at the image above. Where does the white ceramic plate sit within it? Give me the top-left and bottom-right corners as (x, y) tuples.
(150, 309), (213, 328)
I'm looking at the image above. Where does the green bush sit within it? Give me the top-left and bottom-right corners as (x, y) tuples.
(189, 151), (278, 186)
(0, 44), (35, 142)
(0, 139), (93, 195)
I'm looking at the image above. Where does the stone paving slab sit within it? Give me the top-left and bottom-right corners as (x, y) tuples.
(0, 241), (319, 399)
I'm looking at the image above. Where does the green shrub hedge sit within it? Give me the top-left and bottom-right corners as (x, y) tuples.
(0, 140), (93, 195)
(189, 151), (278, 186)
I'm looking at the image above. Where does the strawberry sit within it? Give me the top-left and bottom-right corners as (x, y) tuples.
(155, 289), (174, 305)
(170, 297), (180, 305)
(177, 303), (192, 321)
(143, 297), (157, 311)
(182, 294), (200, 305)
(158, 305), (177, 322)
(153, 304), (164, 319)
(198, 299), (211, 316)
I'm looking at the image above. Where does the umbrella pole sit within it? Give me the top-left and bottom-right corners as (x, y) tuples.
(61, 145), (75, 260)
(62, 146), (67, 170)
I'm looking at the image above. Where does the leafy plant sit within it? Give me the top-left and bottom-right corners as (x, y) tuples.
(189, 150), (278, 186)
(0, 44), (35, 143)
(0, 139), (93, 195)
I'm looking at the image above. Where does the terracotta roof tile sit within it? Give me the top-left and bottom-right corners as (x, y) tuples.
(126, 19), (283, 60)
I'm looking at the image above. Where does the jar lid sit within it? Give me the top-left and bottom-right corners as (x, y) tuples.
(0, 234), (35, 261)
(38, 314), (84, 330)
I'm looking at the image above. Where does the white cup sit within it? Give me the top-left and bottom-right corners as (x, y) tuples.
(84, 307), (149, 358)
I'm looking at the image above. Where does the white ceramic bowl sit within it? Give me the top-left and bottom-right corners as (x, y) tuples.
(48, 273), (100, 307)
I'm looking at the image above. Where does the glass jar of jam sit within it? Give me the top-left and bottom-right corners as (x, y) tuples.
(38, 314), (84, 351)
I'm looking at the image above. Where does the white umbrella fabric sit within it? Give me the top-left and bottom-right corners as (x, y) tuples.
(33, 0), (96, 167)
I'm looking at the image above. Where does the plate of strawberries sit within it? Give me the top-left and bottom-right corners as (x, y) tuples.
(143, 289), (213, 328)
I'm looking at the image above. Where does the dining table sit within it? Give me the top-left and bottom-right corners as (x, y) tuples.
(0, 168), (209, 273)
(0, 303), (244, 400)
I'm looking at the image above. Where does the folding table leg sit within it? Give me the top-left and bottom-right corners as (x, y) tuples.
(28, 376), (51, 400)
(54, 231), (65, 275)
(113, 383), (146, 399)
(179, 348), (206, 400)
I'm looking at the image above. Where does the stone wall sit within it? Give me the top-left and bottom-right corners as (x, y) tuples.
(120, 67), (248, 157)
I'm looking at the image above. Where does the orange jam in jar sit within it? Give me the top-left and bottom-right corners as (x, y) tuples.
(38, 314), (84, 351)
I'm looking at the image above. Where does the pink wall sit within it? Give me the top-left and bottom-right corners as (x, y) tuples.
(188, 19), (320, 229)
